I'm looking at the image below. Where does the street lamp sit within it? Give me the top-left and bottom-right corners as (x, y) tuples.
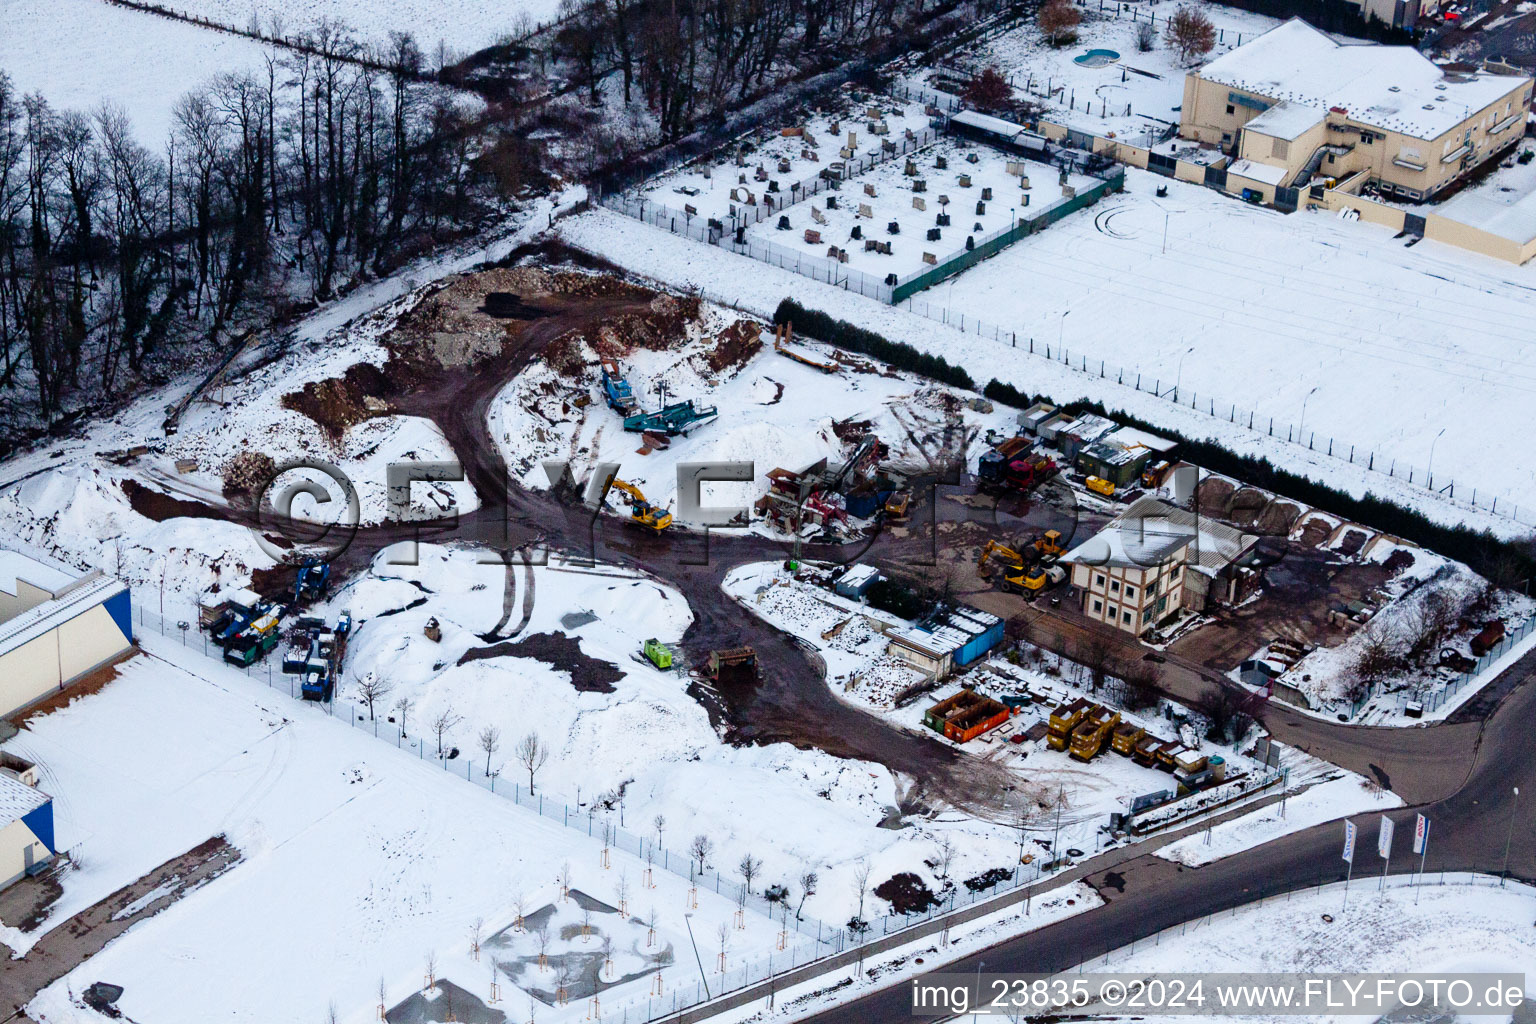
(1298, 385), (1320, 441)
(1427, 426), (1448, 489)
(684, 912), (711, 997)
(1173, 345), (1194, 402)
(973, 960), (986, 1023)
(1502, 786), (1520, 886)
(1059, 309), (1070, 348)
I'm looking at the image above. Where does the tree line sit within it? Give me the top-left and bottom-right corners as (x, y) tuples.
(0, 24), (525, 444)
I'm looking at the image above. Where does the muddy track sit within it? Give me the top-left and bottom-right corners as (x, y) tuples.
(124, 285), (1022, 818)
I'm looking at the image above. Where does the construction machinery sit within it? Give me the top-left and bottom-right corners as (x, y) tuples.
(1019, 563), (1066, 596)
(882, 490), (910, 522)
(980, 452), (1059, 495)
(603, 477), (672, 532)
(978, 540), (1028, 578)
(643, 638), (674, 669)
(600, 358), (639, 413)
(1032, 530), (1066, 559)
(623, 399), (719, 436)
(293, 559), (330, 605)
(1141, 459), (1173, 489)
(976, 435), (1034, 488)
(706, 647), (757, 680)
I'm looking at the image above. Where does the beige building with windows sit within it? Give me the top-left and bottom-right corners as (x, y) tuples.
(1061, 497), (1260, 636)
(1181, 19), (1533, 204)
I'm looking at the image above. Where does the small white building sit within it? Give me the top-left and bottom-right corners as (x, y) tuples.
(0, 550), (133, 718)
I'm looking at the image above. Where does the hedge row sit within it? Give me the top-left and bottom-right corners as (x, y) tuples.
(982, 379), (1535, 587)
(773, 299), (975, 391)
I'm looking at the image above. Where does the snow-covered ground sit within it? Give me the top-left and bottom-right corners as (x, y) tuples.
(161, 0), (562, 53)
(1157, 773), (1402, 868)
(558, 162), (1536, 533)
(3, 0), (276, 142)
(950, 0), (1281, 140)
(1089, 876), (1536, 1021)
(491, 309), (1019, 521)
(6, 646), (780, 1024)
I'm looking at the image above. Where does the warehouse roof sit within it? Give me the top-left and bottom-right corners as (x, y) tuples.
(1436, 188), (1536, 245)
(0, 550), (75, 599)
(1197, 19), (1529, 141)
(0, 772), (48, 826)
(0, 572), (128, 659)
(1242, 100), (1326, 141)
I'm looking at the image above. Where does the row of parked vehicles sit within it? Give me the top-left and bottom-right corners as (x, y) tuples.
(198, 559), (350, 700)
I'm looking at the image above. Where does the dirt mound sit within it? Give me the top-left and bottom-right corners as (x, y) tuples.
(1227, 487), (1268, 526)
(281, 363), (395, 439)
(1253, 500), (1302, 536)
(458, 631), (625, 693)
(1197, 476), (1234, 516)
(702, 318), (763, 373)
(874, 872), (938, 914)
(222, 450), (277, 500)
(476, 265), (555, 296)
(1294, 514), (1334, 548)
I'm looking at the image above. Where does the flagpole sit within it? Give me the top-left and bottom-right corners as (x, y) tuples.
(1414, 816), (1431, 906)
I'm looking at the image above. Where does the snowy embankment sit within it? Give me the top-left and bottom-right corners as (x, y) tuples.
(158, 0), (563, 53)
(1091, 876), (1536, 1022)
(556, 180), (1536, 538)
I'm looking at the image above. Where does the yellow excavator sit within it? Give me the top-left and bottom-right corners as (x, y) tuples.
(1033, 529), (1065, 559)
(604, 477), (673, 532)
(979, 539), (1064, 596)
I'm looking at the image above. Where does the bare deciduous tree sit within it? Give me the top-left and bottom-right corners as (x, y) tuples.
(1136, 20), (1157, 51)
(357, 673), (392, 720)
(795, 869), (818, 920)
(690, 834), (713, 874)
(392, 695), (415, 737)
(431, 705), (463, 756)
(515, 731), (549, 793)
(738, 852), (763, 893)
(852, 857), (872, 921)
(653, 813), (666, 847)
(478, 724), (502, 776)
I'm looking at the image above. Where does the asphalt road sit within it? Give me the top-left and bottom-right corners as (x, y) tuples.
(804, 643), (1536, 1023)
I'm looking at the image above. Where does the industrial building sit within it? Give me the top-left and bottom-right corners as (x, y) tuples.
(1180, 19), (1533, 204)
(0, 550), (133, 718)
(887, 604), (1004, 678)
(1061, 497), (1260, 634)
(0, 753), (54, 890)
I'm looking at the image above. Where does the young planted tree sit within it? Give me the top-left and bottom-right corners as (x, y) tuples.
(653, 813), (666, 848)
(851, 857), (872, 923)
(431, 705), (463, 756)
(478, 725), (501, 776)
(795, 870), (818, 920)
(1037, 0), (1082, 47)
(392, 695), (415, 737)
(690, 834), (713, 874)
(738, 852), (763, 893)
(515, 731), (549, 793)
(1165, 6), (1216, 64)
(357, 673), (392, 720)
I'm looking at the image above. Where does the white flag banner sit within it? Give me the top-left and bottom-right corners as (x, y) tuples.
(1343, 820), (1357, 863)
(1378, 816), (1395, 859)
(1413, 814), (1430, 855)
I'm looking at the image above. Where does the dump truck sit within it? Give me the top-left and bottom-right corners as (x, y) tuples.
(976, 435), (1034, 486)
(980, 452), (1059, 495)
(643, 638), (674, 669)
(1111, 721), (1145, 756)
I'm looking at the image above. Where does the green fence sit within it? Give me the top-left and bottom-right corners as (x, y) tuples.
(889, 168), (1125, 304)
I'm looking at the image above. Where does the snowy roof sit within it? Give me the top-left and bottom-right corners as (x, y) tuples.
(0, 550), (75, 597)
(0, 772), (48, 826)
(1061, 497), (1259, 574)
(0, 572), (128, 659)
(1198, 19), (1530, 141)
(950, 110), (1033, 140)
(1109, 427), (1179, 454)
(1242, 100), (1326, 141)
(1228, 159), (1290, 186)
(889, 626), (963, 657)
(1436, 189), (1536, 244)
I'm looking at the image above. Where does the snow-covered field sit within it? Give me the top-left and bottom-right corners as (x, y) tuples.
(6, 646), (779, 1024)
(560, 162), (1536, 531)
(1092, 876), (1536, 1021)
(3, 0), (275, 142)
(950, 1), (1281, 140)
(161, 0), (562, 53)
